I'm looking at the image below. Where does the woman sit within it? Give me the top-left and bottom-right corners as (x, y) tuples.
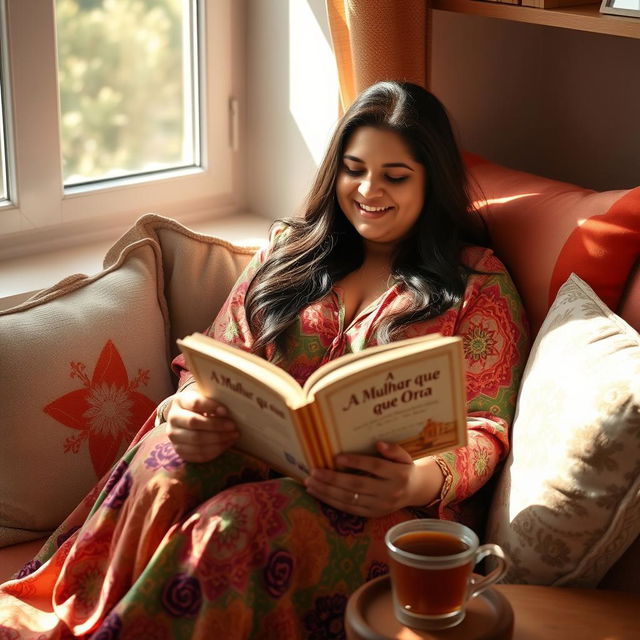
(1, 82), (528, 639)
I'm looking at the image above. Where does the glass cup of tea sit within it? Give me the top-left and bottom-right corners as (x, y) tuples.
(385, 519), (509, 630)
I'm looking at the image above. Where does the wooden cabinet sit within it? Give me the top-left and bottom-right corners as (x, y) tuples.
(432, 0), (640, 39)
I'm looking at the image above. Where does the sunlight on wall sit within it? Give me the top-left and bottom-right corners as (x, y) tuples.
(288, 0), (339, 166)
(472, 193), (540, 210)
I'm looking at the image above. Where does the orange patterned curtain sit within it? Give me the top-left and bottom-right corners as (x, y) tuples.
(326, 0), (429, 112)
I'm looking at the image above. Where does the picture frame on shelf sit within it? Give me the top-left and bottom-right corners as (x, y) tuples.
(600, 0), (640, 16)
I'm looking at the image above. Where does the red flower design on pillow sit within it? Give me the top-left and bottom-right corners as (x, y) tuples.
(43, 340), (156, 477)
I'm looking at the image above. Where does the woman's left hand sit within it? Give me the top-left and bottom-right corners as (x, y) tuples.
(304, 441), (442, 517)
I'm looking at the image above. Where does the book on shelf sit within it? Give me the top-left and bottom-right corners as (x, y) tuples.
(475, 0), (521, 6)
(177, 332), (468, 481)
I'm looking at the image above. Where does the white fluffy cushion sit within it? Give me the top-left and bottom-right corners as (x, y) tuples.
(486, 273), (640, 587)
(0, 239), (175, 547)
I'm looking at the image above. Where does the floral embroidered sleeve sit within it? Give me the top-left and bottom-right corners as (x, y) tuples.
(169, 246), (269, 391)
(170, 225), (289, 390)
(206, 224), (294, 359)
(205, 248), (268, 352)
(156, 246), (270, 425)
(433, 250), (529, 517)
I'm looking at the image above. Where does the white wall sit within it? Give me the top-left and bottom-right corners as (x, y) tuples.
(245, 3), (640, 222)
(246, 0), (340, 222)
(430, 12), (640, 191)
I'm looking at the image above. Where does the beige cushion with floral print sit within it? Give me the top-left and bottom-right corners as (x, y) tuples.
(486, 273), (640, 587)
(0, 239), (175, 547)
(103, 214), (260, 360)
(0, 215), (262, 549)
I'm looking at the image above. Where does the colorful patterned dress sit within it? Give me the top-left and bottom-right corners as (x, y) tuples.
(0, 240), (529, 639)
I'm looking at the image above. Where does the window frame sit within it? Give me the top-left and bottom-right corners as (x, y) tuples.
(0, 0), (15, 207)
(0, 0), (243, 260)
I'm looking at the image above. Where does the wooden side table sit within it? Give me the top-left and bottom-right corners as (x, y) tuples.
(345, 575), (640, 640)
(494, 583), (640, 639)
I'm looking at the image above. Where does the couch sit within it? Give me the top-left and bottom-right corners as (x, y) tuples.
(1, 155), (639, 594)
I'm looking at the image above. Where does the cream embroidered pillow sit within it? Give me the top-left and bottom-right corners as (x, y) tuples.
(486, 273), (640, 587)
(0, 240), (175, 547)
(103, 214), (260, 360)
(0, 215), (261, 549)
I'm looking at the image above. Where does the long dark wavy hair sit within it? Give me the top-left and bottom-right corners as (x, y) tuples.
(245, 81), (486, 355)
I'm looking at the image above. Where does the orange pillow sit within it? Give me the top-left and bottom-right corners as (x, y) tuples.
(464, 153), (640, 336)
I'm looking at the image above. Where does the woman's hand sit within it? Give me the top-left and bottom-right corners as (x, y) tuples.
(165, 389), (239, 463)
(304, 441), (444, 517)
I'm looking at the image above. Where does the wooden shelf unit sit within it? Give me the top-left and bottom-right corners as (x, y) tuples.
(431, 0), (640, 39)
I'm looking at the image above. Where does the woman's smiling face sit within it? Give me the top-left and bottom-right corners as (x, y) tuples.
(336, 126), (426, 252)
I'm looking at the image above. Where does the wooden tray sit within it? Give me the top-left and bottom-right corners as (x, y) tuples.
(346, 574), (514, 640)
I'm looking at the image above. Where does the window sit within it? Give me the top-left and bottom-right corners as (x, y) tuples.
(0, 72), (8, 205)
(56, 0), (199, 186)
(0, 0), (242, 258)
(0, 0), (11, 206)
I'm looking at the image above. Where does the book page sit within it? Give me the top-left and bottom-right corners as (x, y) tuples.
(181, 333), (304, 399)
(302, 333), (444, 395)
(310, 340), (467, 460)
(179, 344), (313, 479)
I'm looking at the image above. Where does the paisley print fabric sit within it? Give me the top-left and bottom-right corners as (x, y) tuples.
(0, 239), (528, 639)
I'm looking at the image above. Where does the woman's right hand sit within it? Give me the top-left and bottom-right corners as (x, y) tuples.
(165, 389), (239, 463)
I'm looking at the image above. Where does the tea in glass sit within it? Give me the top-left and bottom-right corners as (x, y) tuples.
(385, 519), (508, 630)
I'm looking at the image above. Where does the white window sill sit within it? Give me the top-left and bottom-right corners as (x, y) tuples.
(0, 213), (271, 311)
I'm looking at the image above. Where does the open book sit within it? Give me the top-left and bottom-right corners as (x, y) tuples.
(177, 332), (468, 480)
